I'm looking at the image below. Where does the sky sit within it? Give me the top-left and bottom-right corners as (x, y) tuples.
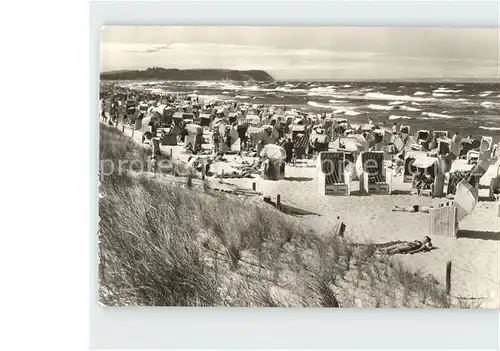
(100, 26), (499, 81)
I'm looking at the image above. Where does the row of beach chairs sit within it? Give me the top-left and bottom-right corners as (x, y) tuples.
(317, 151), (392, 196)
(317, 150), (484, 238)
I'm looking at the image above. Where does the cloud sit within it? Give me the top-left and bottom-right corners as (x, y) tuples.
(122, 44), (171, 54)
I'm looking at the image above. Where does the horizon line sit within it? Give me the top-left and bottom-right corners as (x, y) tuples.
(100, 67), (499, 83)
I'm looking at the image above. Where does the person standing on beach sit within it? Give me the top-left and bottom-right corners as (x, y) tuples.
(394, 153), (405, 176)
(392, 122), (398, 134)
(101, 100), (107, 122)
(212, 126), (220, 154)
(284, 138), (293, 163)
(452, 132), (460, 144)
(429, 135), (438, 151)
(368, 116), (374, 126)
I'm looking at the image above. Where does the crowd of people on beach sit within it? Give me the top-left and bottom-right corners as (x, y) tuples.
(100, 84), (338, 164)
(100, 83), (500, 259)
(100, 83), (499, 196)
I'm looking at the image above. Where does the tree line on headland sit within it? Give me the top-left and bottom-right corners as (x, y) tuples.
(100, 67), (275, 81)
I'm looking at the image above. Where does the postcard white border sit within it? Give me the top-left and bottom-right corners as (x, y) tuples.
(90, 1), (500, 349)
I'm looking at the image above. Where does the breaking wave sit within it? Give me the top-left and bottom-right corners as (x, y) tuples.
(307, 100), (361, 115)
(389, 115), (412, 120)
(398, 106), (422, 112)
(308, 87), (337, 96)
(479, 126), (500, 131)
(275, 87), (308, 93)
(307, 101), (333, 109)
(389, 101), (406, 106)
(364, 92), (435, 102)
(433, 88), (462, 93)
(328, 99), (348, 104)
(333, 108), (361, 116)
(421, 112), (454, 119)
(368, 104), (393, 111)
(481, 101), (500, 109)
(479, 91), (494, 97)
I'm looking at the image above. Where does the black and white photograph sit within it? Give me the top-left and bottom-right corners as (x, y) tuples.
(98, 26), (499, 308)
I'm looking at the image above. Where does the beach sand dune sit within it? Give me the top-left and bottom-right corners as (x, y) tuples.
(119, 125), (499, 308)
(223, 162), (499, 308)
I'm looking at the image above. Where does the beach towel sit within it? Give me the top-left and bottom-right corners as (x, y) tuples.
(417, 130), (430, 142)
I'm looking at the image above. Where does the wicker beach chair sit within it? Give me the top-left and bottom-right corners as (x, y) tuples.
(402, 155), (418, 183)
(410, 144), (423, 151)
(410, 156), (444, 197)
(446, 170), (468, 196)
(433, 130), (449, 140)
(437, 138), (460, 157)
(159, 127), (178, 146)
(429, 180), (478, 237)
(317, 151), (351, 195)
(466, 150), (480, 165)
(480, 136), (493, 153)
(491, 143), (499, 160)
(460, 139), (480, 157)
(260, 144), (286, 180)
(262, 159), (285, 180)
(293, 133), (310, 159)
(184, 124), (203, 153)
(417, 129), (431, 149)
(358, 151), (392, 194)
(199, 113), (211, 127)
(401, 150), (426, 183)
(400, 125), (410, 134)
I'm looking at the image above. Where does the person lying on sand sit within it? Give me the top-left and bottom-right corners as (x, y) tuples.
(392, 204), (432, 213)
(382, 236), (433, 255)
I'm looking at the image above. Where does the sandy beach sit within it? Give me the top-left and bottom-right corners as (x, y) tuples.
(118, 125), (499, 308)
(226, 163), (499, 308)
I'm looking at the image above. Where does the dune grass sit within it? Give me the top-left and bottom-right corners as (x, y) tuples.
(98, 123), (452, 307)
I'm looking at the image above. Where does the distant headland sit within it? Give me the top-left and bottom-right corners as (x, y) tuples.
(100, 67), (275, 82)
